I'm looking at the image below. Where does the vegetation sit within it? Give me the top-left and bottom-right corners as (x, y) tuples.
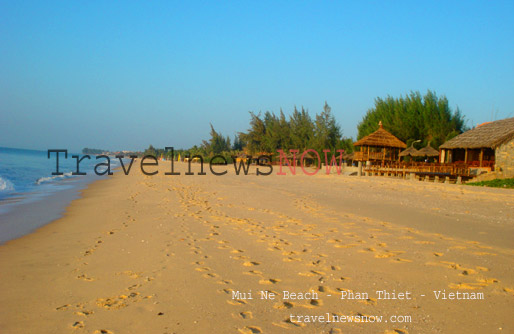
(82, 148), (106, 154)
(466, 178), (514, 189)
(239, 102), (353, 158)
(202, 124), (231, 154)
(357, 90), (467, 149)
(140, 91), (468, 166)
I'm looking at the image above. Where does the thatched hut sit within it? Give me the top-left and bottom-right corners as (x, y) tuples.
(439, 117), (514, 177)
(353, 121), (407, 162)
(300, 151), (319, 166)
(333, 152), (355, 166)
(399, 141), (420, 159)
(414, 141), (439, 161)
(416, 143), (439, 157)
(343, 152), (354, 162)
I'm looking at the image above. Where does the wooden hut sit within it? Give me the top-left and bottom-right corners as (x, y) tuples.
(250, 152), (273, 165)
(399, 141), (420, 160)
(416, 142), (439, 157)
(353, 121), (407, 162)
(414, 141), (439, 162)
(300, 151), (317, 166)
(439, 117), (514, 177)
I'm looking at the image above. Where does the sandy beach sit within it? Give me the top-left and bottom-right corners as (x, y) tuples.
(1, 161), (513, 334)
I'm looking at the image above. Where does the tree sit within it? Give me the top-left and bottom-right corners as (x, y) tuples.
(240, 112), (267, 154)
(202, 124), (231, 154)
(289, 107), (314, 151)
(312, 102), (342, 152)
(357, 90), (467, 149)
(144, 145), (157, 156)
(232, 133), (244, 151)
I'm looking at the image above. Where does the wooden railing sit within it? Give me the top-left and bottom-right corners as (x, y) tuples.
(364, 162), (474, 177)
(354, 151), (393, 161)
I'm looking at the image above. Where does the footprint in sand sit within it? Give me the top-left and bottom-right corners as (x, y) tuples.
(392, 258), (412, 263)
(273, 301), (294, 309)
(359, 298), (378, 305)
(238, 326), (262, 334)
(75, 310), (94, 317)
(237, 311), (253, 319)
(242, 261), (261, 267)
(384, 329), (408, 334)
(259, 278), (281, 285)
(71, 321), (85, 329)
(305, 299), (323, 308)
(273, 319), (306, 329)
(76, 274), (95, 281)
(298, 270), (325, 277)
(448, 282), (488, 290)
(227, 299), (247, 306)
(243, 269), (263, 276)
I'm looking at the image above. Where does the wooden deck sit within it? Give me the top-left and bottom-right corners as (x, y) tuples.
(354, 151), (395, 161)
(363, 162), (478, 183)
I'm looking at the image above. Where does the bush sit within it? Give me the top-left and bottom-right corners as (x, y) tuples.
(466, 178), (514, 189)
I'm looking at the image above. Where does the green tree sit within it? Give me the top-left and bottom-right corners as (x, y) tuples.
(240, 112), (267, 154)
(357, 90), (467, 149)
(202, 124), (231, 154)
(289, 106), (314, 151)
(232, 133), (244, 151)
(144, 145), (157, 156)
(312, 102), (342, 152)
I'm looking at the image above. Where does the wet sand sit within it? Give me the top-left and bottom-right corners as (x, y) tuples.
(0, 161), (513, 333)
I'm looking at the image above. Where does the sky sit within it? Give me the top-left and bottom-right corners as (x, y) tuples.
(1, 1), (513, 152)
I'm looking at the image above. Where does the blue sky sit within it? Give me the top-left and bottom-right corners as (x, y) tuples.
(1, 1), (513, 152)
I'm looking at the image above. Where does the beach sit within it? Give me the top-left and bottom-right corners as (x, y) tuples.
(0, 161), (513, 334)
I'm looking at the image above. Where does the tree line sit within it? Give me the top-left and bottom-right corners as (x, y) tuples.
(142, 90), (467, 161)
(357, 90), (467, 149)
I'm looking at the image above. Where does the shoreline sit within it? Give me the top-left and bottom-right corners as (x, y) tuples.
(1, 161), (513, 333)
(0, 172), (108, 245)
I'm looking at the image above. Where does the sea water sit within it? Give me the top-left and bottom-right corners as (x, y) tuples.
(0, 147), (121, 244)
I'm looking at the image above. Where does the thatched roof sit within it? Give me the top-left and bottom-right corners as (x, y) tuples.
(301, 152), (316, 160)
(354, 121), (407, 148)
(284, 153), (297, 160)
(414, 143), (439, 157)
(336, 152), (354, 160)
(399, 146), (419, 157)
(440, 117), (514, 149)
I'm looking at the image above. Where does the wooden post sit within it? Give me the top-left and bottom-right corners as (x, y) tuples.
(464, 149), (468, 163)
(479, 148), (483, 167)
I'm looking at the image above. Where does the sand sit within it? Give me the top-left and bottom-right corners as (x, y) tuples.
(0, 161), (513, 334)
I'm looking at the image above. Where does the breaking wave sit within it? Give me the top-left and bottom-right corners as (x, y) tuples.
(0, 176), (15, 192)
(36, 172), (74, 185)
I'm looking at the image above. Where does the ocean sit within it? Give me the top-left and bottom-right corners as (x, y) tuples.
(0, 147), (121, 244)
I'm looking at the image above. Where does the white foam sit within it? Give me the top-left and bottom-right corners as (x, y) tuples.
(36, 172), (74, 185)
(0, 176), (15, 192)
